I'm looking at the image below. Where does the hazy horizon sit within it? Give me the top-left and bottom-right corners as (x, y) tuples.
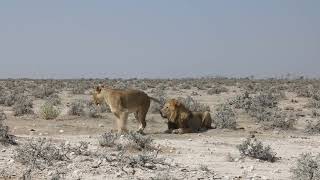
(0, 1), (319, 79)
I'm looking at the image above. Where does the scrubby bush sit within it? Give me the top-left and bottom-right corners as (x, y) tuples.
(99, 131), (154, 151)
(311, 109), (320, 118)
(149, 89), (166, 114)
(177, 96), (210, 112)
(1, 92), (16, 107)
(304, 119), (320, 134)
(33, 85), (56, 99)
(232, 91), (295, 130)
(40, 102), (60, 120)
(269, 111), (296, 130)
(179, 83), (191, 90)
(0, 119), (16, 145)
(68, 100), (85, 116)
(250, 92), (279, 109)
(295, 85), (316, 98)
(229, 91), (251, 109)
(0, 110), (6, 121)
(71, 83), (86, 94)
(214, 104), (237, 129)
(45, 93), (61, 106)
(207, 85), (228, 95)
(237, 137), (277, 162)
(13, 95), (34, 116)
(14, 138), (90, 169)
(87, 104), (102, 118)
(307, 99), (320, 109)
(291, 153), (320, 180)
(118, 151), (167, 170)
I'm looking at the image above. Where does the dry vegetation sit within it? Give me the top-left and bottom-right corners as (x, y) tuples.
(0, 77), (320, 179)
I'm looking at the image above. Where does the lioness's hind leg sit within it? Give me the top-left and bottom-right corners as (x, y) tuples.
(136, 110), (147, 134)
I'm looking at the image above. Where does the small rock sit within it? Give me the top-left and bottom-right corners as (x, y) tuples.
(144, 163), (155, 169)
(176, 151), (181, 154)
(30, 129), (36, 131)
(38, 133), (43, 136)
(116, 172), (122, 177)
(248, 166), (255, 172)
(59, 130), (64, 133)
(47, 171), (53, 176)
(188, 139), (192, 141)
(1, 149), (6, 152)
(99, 124), (104, 127)
(273, 169), (281, 173)
(296, 112), (305, 117)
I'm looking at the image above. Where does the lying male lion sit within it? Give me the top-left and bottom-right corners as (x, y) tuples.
(93, 85), (160, 134)
(160, 99), (213, 134)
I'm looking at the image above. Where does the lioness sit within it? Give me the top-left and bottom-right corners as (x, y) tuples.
(160, 99), (213, 134)
(93, 85), (160, 134)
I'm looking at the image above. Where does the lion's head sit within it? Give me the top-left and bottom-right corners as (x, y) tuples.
(160, 99), (191, 127)
(92, 85), (105, 105)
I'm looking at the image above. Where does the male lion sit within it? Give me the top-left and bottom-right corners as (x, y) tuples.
(93, 85), (160, 134)
(160, 99), (213, 134)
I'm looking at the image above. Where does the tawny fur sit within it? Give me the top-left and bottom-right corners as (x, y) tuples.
(93, 85), (159, 133)
(160, 99), (213, 134)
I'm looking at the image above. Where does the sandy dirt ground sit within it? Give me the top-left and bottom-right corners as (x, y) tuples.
(1, 85), (320, 180)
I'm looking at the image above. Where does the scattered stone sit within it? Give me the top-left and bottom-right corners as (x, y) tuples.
(285, 106), (294, 111)
(59, 130), (64, 133)
(30, 129), (36, 131)
(273, 169), (281, 173)
(99, 124), (104, 127)
(248, 166), (255, 172)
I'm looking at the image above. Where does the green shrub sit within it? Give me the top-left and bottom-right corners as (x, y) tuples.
(40, 102), (60, 120)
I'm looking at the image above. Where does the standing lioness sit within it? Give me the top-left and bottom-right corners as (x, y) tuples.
(93, 85), (160, 134)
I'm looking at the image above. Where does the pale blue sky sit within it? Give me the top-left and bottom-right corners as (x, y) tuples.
(0, 1), (319, 78)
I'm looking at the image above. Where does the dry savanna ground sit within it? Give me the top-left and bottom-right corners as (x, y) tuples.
(1, 78), (320, 180)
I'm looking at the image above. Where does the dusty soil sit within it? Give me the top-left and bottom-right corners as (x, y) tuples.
(1, 86), (319, 180)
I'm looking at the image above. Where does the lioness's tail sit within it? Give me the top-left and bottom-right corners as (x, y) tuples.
(149, 97), (161, 104)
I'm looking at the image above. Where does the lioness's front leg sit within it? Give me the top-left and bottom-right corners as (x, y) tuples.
(115, 112), (129, 133)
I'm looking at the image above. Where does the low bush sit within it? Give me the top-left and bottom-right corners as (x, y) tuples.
(304, 119), (320, 134)
(0, 120), (16, 145)
(99, 131), (154, 151)
(214, 104), (237, 129)
(237, 137), (277, 162)
(13, 95), (34, 116)
(14, 138), (90, 170)
(177, 96), (210, 112)
(40, 101), (60, 120)
(207, 85), (228, 95)
(291, 153), (320, 180)
(68, 100), (85, 116)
